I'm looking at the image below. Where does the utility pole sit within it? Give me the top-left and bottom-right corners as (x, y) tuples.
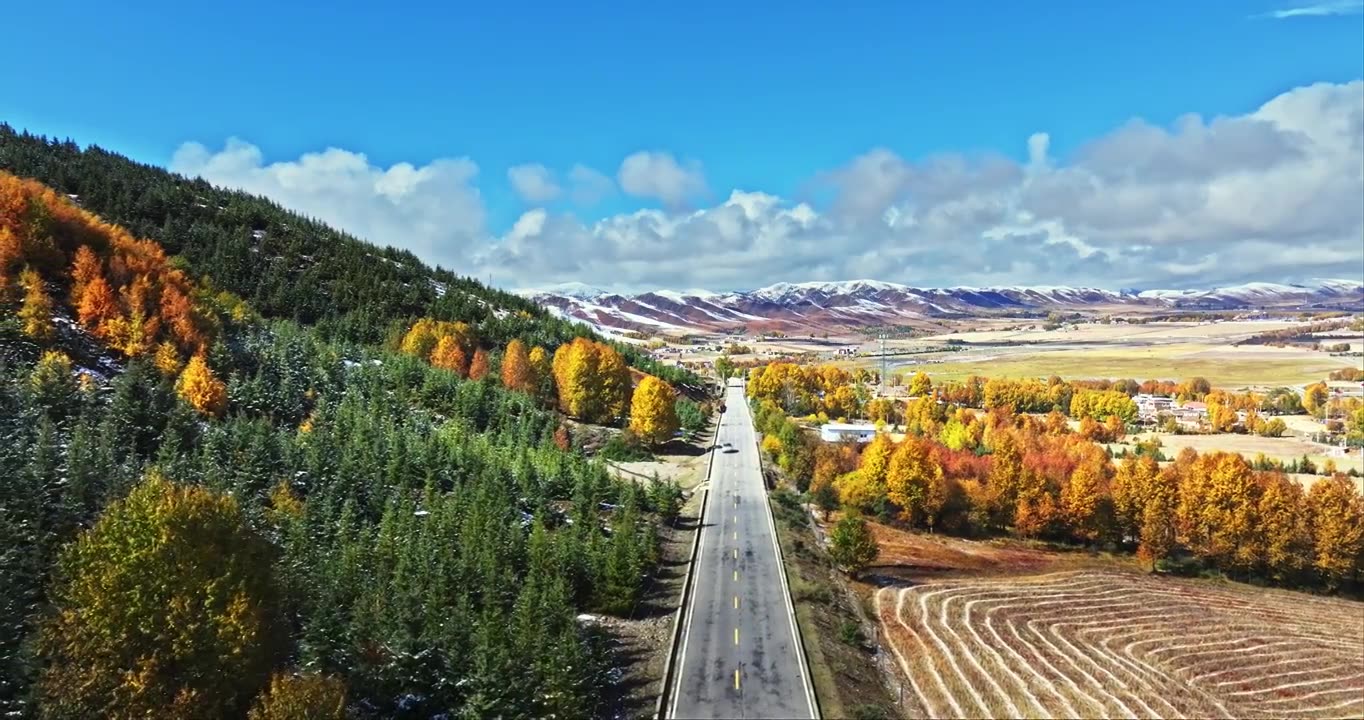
(878, 333), (887, 396)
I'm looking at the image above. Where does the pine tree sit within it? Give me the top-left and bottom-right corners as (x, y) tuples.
(830, 512), (879, 577)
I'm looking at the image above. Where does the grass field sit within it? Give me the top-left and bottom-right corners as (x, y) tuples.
(896, 345), (1349, 388)
(876, 571), (1364, 719)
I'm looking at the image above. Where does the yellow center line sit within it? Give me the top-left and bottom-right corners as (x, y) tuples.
(734, 595), (739, 609)
(733, 569), (739, 582)
(734, 669), (740, 689)
(733, 548), (737, 560)
(734, 627), (739, 645)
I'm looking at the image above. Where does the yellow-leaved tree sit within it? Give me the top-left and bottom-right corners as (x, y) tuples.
(501, 338), (533, 393)
(248, 673), (347, 720)
(528, 345), (553, 404)
(552, 338), (631, 423)
(177, 353), (227, 417)
(39, 472), (283, 719)
(908, 371), (932, 397)
(154, 340), (183, 376)
(1305, 475), (1364, 589)
(629, 375), (679, 446)
(886, 437), (947, 529)
(18, 267), (53, 341)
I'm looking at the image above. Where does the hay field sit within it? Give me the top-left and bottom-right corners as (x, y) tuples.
(876, 571), (1364, 719)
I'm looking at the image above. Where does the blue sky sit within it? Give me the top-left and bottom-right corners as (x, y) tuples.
(2, 0), (1362, 291)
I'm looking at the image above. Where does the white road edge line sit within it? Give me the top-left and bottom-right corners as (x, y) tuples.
(747, 386), (821, 719)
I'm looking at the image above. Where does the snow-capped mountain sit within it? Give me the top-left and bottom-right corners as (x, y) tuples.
(524, 279), (1364, 335)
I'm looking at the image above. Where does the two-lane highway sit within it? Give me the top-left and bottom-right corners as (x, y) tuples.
(668, 380), (817, 719)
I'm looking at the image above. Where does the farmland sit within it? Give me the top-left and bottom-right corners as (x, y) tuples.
(845, 320), (1361, 389)
(876, 571), (1364, 719)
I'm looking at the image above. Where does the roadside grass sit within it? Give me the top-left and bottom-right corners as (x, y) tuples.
(770, 489), (902, 720)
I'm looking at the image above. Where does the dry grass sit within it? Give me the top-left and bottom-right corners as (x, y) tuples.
(1120, 433), (1364, 479)
(876, 571), (1364, 719)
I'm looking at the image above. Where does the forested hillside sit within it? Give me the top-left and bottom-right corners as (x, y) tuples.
(0, 164), (688, 716)
(0, 124), (696, 388)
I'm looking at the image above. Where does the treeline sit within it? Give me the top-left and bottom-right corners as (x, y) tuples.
(0, 129), (697, 388)
(751, 398), (1364, 591)
(1235, 319), (1353, 347)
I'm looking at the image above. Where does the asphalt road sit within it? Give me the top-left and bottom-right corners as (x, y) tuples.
(668, 381), (818, 720)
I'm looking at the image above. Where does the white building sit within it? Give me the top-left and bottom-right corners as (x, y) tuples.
(1134, 394), (1174, 422)
(819, 422), (878, 443)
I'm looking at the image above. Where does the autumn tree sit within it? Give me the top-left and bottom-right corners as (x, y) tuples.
(177, 353), (227, 417)
(430, 335), (468, 377)
(908, 371), (932, 397)
(501, 339), (533, 393)
(1303, 382), (1329, 417)
(29, 350), (79, 420)
(1061, 459), (1112, 544)
(0, 225), (20, 295)
(1306, 475), (1364, 589)
(552, 338), (632, 424)
(830, 512), (879, 577)
(68, 245), (102, 303)
(528, 345), (554, 404)
(18, 268), (53, 341)
(75, 272), (118, 335)
(629, 375), (679, 446)
(1257, 473), (1311, 583)
(247, 673), (347, 720)
(153, 340), (183, 376)
(1112, 455), (1159, 541)
(38, 473), (282, 719)
(1136, 465), (1180, 570)
(469, 348), (490, 380)
(886, 437), (947, 529)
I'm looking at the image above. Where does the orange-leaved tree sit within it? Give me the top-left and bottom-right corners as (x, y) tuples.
(468, 348), (489, 380)
(430, 335), (469, 377)
(501, 338), (533, 393)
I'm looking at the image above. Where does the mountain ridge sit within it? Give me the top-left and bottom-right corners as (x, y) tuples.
(525, 278), (1364, 335)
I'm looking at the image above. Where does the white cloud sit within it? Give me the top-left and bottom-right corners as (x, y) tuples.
(1256, 0), (1363, 18)
(170, 81), (1364, 294)
(507, 163), (561, 203)
(568, 164), (615, 205)
(170, 139), (485, 268)
(617, 151), (707, 207)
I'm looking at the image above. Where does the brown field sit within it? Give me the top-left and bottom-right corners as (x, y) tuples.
(875, 571), (1364, 719)
(1118, 432), (1364, 483)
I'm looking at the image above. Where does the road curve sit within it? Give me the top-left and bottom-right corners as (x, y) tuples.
(667, 380), (818, 720)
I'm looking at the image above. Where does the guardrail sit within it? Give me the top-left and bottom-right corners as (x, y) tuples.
(654, 402), (722, 719)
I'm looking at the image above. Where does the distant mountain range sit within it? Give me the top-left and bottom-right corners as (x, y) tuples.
(523, 279), (1364, 336)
